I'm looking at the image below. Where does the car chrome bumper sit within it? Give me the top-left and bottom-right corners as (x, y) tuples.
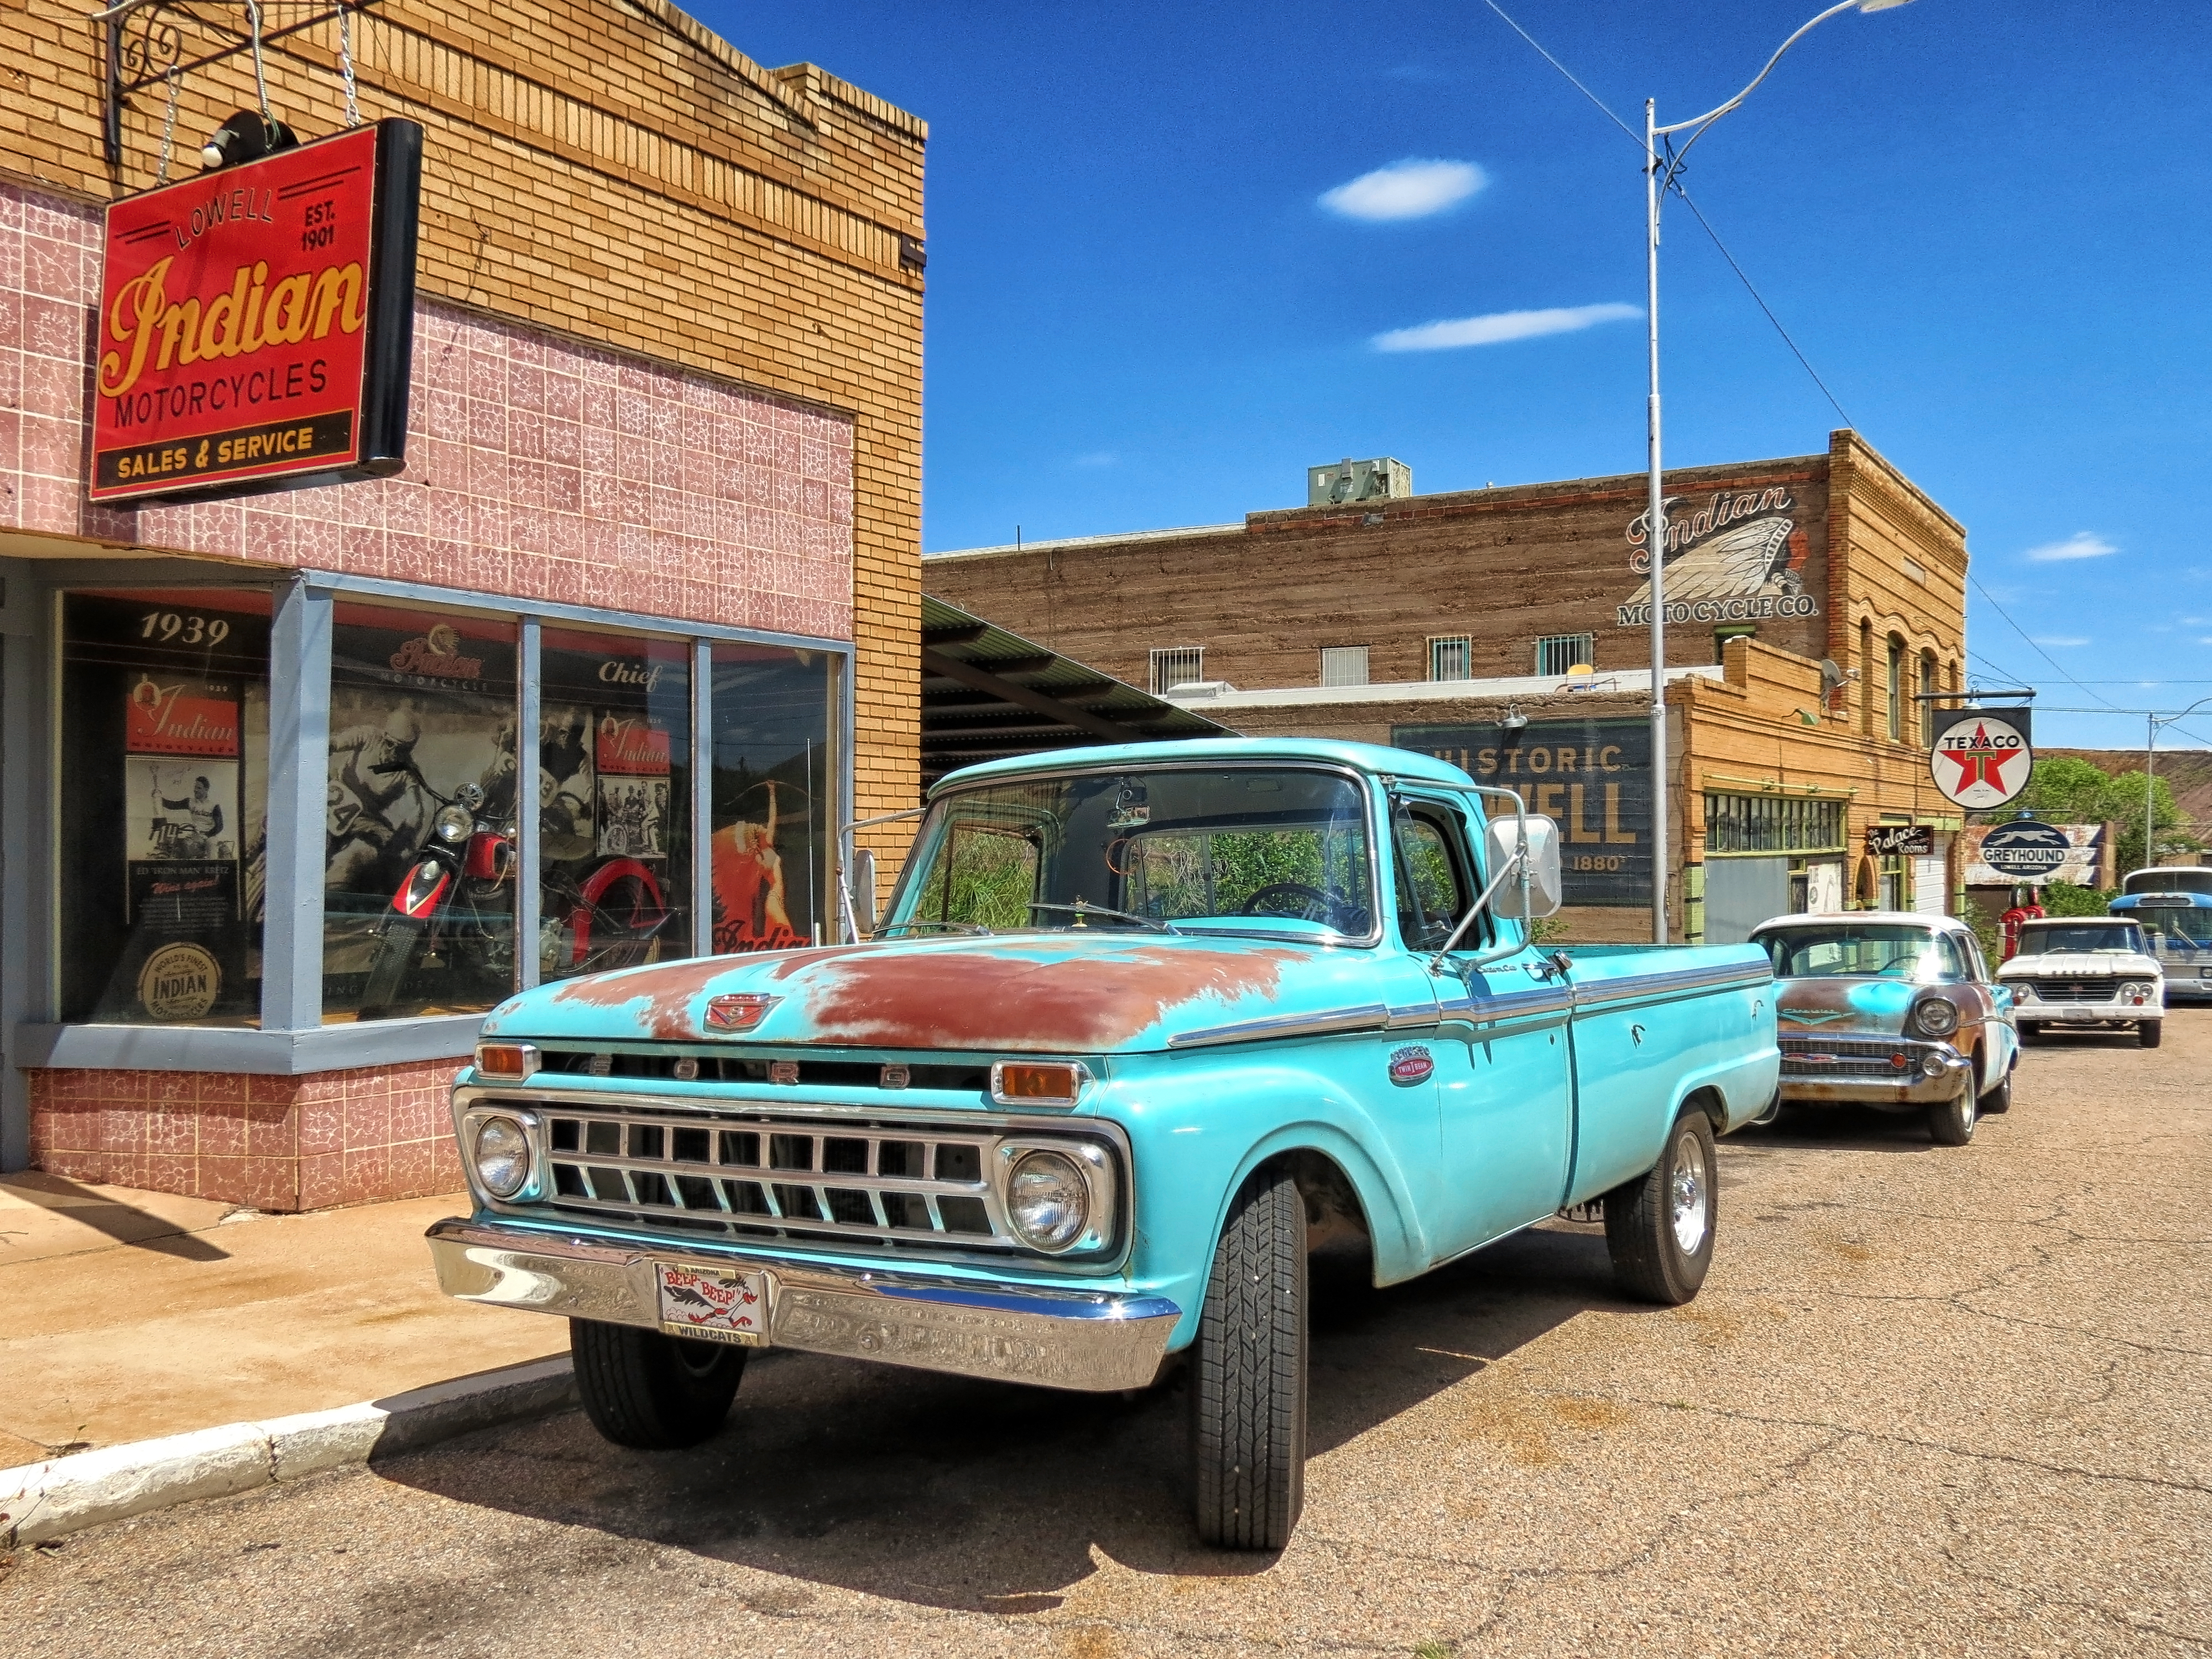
(2015, 1003), (2161, 1022)
(1779, 1046), (1973, 1105)
(425, 1217), (1180, 1393)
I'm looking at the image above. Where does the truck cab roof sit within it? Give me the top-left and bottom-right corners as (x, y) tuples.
(933, 735), (1477, 796)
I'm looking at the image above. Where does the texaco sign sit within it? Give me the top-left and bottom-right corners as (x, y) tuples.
(1930, 707), (2033, 810)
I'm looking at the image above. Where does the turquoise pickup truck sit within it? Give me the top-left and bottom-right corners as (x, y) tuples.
(427, 738), (1777, 1550)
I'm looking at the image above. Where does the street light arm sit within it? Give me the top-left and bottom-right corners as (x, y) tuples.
(1656, 0), (1862, 156)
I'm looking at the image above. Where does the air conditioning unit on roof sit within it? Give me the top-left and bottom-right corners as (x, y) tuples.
(1308, 456), (1411, 508)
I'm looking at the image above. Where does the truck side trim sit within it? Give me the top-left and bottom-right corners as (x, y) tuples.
(1569, 961), (1773, 1012)
(1167, 1003), (1391, 1050)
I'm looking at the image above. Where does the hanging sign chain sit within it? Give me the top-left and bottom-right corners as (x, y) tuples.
(244, 0), (273, 120)
(338, 3), (361, 127)
(154, 66), (181, 184)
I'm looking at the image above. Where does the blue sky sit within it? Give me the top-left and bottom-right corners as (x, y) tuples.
(708, 2), (2212, 751)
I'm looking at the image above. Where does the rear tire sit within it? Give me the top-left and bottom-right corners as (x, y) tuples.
(571, 1318), (745, 1449)
(1191, 1167), (1307, 1551)
(1927, 1082), (1977, 1146)
(2140, 1020), (2163, 1049)
(1604, 1110), (1718, 1306)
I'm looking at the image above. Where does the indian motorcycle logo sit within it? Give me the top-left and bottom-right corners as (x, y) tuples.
(389, 624), (485, 680)
(1616, 487), (1819, 628)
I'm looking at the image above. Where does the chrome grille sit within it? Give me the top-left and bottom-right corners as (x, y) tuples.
(1779, 1035), (1913, 1077)
(2020, 978), (2120, 1004)
(539, 1104), (1032, 1250)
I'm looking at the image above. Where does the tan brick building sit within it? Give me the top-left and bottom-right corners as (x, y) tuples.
(1, 0), (924, 1206)
(927, 431), (1971, 943)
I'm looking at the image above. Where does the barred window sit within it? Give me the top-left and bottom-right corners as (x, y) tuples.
(1705, 792), (1846, 854)
(1149, 646), (1205, 695)
(1534, 633), (1594, 677)
(1319, 645), (1369, 687)
(1428, 635), (1472, 682)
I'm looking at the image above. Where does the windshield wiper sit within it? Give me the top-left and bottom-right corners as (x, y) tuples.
(874, 919), (993, 937)
(1026, 901), (1179, 933)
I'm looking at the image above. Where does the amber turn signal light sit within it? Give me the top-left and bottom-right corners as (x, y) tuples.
(474, 1042), (539, 1082)
(991, 1061), (1086, 1106)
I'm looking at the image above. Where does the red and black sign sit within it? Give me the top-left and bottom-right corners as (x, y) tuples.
(1865, 825), (1936, 857)
(90, 119), (421, 504)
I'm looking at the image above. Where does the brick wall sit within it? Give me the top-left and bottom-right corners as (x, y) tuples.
(924, 454), (1838, 694)
(1, 0), (922, 827)
(29, 1058), (465, 1212)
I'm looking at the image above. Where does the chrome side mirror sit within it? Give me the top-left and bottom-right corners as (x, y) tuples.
(1486, 813), (1563, 919)
(852, 847), (880, 931)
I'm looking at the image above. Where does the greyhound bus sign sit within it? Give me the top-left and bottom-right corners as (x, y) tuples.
(1931, 706), (2033, 810)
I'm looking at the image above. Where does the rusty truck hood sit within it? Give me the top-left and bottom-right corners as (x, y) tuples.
(480, 932), (1375, 1055)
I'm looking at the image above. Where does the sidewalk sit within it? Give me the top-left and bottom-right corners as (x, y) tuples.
(0, 1172), (565, 1465)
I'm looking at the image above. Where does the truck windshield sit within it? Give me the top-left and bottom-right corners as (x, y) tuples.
(1757, 924), (1958, 981)
(2014, 924), (2145, 955)
(889, 767), (1378, 940)
(2131, 904), (2212, 949)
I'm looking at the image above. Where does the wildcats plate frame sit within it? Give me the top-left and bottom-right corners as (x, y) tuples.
(654, 1261), (770, 1346)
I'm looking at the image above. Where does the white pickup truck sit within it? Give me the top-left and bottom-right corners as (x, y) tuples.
(1999, 917), (2164, 1047)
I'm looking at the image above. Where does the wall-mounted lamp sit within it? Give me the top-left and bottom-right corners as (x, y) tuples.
(1500, 703), (1529, 731)
(201, 108), (298, 171)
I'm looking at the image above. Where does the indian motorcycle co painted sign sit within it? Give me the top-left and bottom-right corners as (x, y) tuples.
(1615, 487), (1819, 629)
(90, 119), (422, 504)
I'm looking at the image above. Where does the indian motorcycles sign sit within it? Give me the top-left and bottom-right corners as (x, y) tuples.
(90, 119), (422, 504)
(1615, 487), (1819, 629)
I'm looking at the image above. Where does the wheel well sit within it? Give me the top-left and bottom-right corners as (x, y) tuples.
(1682, 1085), (1728, 1136)
(1259, 1149), (1373, 1267)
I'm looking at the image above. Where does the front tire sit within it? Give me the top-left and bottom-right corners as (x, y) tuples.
(2018, 1022), (2044, 1046)
(357, 914), (426, 1021)
(1191, 1167), (1307, 1551)
(1927, 1082), (1977, 1146)
(571, 1318), (745, 1449)
(1604, 1110), (1717, 1306)
(2139, 1020), (2163, 1049)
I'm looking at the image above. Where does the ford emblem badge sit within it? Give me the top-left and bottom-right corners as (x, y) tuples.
(705, 993), (779, 1031)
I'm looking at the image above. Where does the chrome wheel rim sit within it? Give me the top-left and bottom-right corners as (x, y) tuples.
(1669, 1130), (1709, 1256)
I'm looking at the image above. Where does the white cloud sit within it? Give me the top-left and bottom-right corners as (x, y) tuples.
(2025, 531), (2118, 563)
(1320, 159), (1485, 222)
(2033, 636), (2090, 647)
(1373, 302), (1641, 353)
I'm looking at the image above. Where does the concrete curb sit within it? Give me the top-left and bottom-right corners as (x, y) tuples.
(0, 1356), (575, 1548)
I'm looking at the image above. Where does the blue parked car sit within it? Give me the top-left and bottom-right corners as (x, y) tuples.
(429, 738), (1778, 1549)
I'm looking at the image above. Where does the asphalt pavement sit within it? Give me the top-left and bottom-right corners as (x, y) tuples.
(4, 1011), (2207, 1656)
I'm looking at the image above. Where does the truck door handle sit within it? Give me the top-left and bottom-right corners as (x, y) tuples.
(1630, 1024), (1645, 1046)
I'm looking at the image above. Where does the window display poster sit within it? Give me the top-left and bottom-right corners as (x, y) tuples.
(709, 644), (836, 953)
(59, 592), (268, 1025)
(321, 604), (518, 1016)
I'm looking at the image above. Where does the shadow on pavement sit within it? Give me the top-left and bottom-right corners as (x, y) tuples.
(377, 1225), (1636, 1608)
(1732, 1102), (1956, 1154)
(0, 1172), (230, 1261)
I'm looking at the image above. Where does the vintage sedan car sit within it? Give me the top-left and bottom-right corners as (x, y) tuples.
(1749, 911), (2017, 1146)
(1999, 916), (2164, 1047)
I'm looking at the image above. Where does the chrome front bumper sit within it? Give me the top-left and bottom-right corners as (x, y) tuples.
(2015, 1001), (2161, 1023)
(1778, 1042), (1973, 1106)
(426, 1218), (1180, 1393)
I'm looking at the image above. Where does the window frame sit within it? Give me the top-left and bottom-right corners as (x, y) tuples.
(1533, 633), (1595, 678)
(1149, 645), (1206, 695)
(1427, 635), (1473, 682)
(1318, 645), (1370, 688)
(18, 562), (854, 1074)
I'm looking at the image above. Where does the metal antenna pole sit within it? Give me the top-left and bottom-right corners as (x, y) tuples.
(1644, 96), (1669, 945)
(2146, 712), (2157, 874)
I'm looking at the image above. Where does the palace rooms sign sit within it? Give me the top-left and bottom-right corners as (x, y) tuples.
(1615, 487), (1820, 630)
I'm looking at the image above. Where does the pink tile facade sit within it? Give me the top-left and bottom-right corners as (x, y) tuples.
(1, 178), (855, 638)
(29, 1060), (467, 1212)
(7, 177), (856, 1207)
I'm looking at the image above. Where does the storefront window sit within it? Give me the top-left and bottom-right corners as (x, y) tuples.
(708, 643), (841, 952)
(323, 601), (519, 1021)
(58, 591), (272, 1025)
(537, 628), (692, 982)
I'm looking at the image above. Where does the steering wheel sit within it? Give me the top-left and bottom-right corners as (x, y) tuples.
(1240, 881), (1357, 930)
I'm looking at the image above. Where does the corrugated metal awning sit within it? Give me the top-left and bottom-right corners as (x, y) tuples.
(920, 594), (1232, 790)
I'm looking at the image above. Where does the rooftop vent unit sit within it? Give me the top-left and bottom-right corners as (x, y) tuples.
(1308, 456), (1411, 508)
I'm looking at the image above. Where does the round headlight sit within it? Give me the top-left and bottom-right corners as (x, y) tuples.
(1912, 997), (1960, 1038)
(434, 803), (475, 842)
(2123, 981), (2152, 1003)
(472, 1115), (532, 1198)
(1006, 1150), (1089, 1251)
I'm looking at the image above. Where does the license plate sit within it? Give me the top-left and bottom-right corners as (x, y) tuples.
(654, 1261), (769, 1346)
